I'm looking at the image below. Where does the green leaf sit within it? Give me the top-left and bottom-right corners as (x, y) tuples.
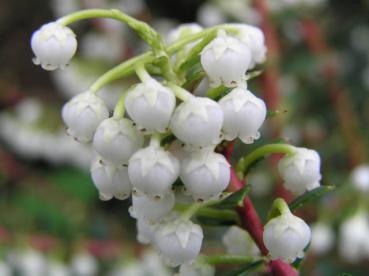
(213, 185), (251, 209)
(224, 260), (265, 276)
(196, 216), (237, 227)
(289, 185), (336, 212)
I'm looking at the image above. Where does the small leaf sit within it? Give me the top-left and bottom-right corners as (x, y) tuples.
(196, 216), (237, 227)
(213, 185), (251, 209)
(289, 185), (336, 212)
(224, 260), (265, 276)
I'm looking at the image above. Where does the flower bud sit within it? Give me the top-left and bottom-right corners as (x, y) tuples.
(128, 145), (180, 198)
(228, 23), (267, 68)
(223, 226), (259, 256)
(90, 156), (132, 200)
(219, 87), (266, 144)
(155, 219), (203, 267)
(170, 96), (223, 148)
(338, 213), (369, 262)
(167, 23), (203, 52)
(71, 252), (98, 276)
(180, 150), (230, 201)
(178, 260), (215, 276)
(136, 219), (158, 245)
(263, 212), (311, 263)
(31, 22), (77, 70)
(129, 189), (175, 222)
(278, 147), (321, 195)
(350, 164), (369, 192)
(310, 223), (334, 255)
(62, 92), (109, 143)
(125, 79), (176, 133)
(93, 117), (143, 165)
(200, 33), (251, 87)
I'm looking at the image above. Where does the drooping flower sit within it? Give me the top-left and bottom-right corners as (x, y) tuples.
(31, 22), (77, 70)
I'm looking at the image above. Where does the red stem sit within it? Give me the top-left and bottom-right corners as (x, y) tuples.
(225, 143), (297, 276)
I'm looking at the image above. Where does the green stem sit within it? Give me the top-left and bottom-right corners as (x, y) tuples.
(90, 52), (154, 92)
(88, 24), (237, 93)
(175, 203), (240, 223)
(113, 91), (127, 118)
(57, 9), (163, 52)
(200, 255), (266, 265)
(134, 63), (152, 82)
(166, 83), (193, 101)
(149, 133), (162, 148)
(236, 144), (296, 178)
(268, 198), (291, 221)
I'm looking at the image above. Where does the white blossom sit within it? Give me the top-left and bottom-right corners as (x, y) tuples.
(129, 189), (175, 222)
(223, 226), (260, 256)
(219, 87), (266, 144)
(170, 96), (223, 148)
(338, 213), (369, 262)
(93, 117), (143, 165)
(31, 22), (77, 70)
(180, 149), (230, 201)
(263, 212), (311, 263)
(128, 145), (180, 198)
(178, 260), (215, 276)
(201, 33), (251, 87)
(62, 92), (109, 143)
(351, 164), (369, 192)
(90, 156), (132, 201)
(310, 223), (334, 255)
(125, 79), (176, 133)
(155, 219), (203, 267)
(278, 147), (321, 195)
(228, 23), (267, 68)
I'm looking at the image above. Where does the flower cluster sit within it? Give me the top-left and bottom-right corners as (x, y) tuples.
(31, 13), (323, 271)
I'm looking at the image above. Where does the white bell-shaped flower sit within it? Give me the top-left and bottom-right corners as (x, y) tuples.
(136, 219), (158, 245)
(71, 252), (98, 276)
(167, 23), (203, 43)
(178, 260), (215, 276)
(200, 33), (251, 87)
(155, 219), (203, 267)
(129, 189), (175, 222)
(31, 22), (77, 70)
(310, 222), (335, 255)
(222, 226), (259, 256)
(278, 147), (321, 195)
(90, 156), (132, 201)
(93, 117), (143, 165)
(125, 78), (176, 133)
(167, 23), (203, 52)
(351, 164), (369, 192)
(62, 92), (109, 143)
(170, 96), (223, 148)
(180, 149), (230, 201)
(338, 213), (369, 262)
(228, 23), (267, 68)
(128, 144), (180, 198)
(219, 87), (266, 144)
(0, 261), (11, 276)
(263, 212), (311, 263)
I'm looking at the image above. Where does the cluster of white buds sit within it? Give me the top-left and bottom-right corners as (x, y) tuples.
(278, 147), (322, 195)
(263, 207), (311, 263)
(31, 15), (323, 271)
